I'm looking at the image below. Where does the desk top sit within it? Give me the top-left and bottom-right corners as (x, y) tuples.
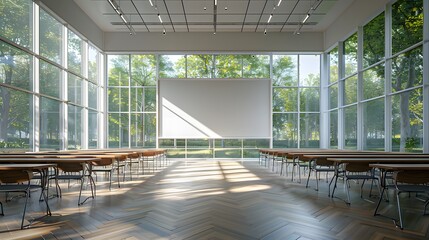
(301, 154), (429, 161)
(369, 163), (429, 170)
(326, 157), (429, 163)
(0, 157), (101, 163)
(0, 163), (56, 170)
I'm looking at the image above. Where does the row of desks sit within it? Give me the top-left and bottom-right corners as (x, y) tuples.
(259, 148), (429, 229)
(0, 148), (167, 229)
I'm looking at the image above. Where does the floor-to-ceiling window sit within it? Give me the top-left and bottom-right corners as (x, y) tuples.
(272, 54), (321, 149)
(326, 0), (426, 152)
(0, 0), (103, 152)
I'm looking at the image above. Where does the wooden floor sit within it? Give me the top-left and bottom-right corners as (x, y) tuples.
(0, 160), (429, 239)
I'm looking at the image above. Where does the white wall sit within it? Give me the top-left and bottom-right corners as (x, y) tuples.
(39, 0), (104, 48)
(324, 0), (389, 49)
(104, 32), (324, 52)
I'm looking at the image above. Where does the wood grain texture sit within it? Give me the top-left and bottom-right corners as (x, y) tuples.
(0, 160), (428, 239)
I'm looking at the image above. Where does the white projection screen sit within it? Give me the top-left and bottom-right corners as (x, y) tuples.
(159, 79), (270, 138)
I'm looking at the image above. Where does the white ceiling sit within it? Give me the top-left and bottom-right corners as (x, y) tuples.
(74, 0), (351, 34)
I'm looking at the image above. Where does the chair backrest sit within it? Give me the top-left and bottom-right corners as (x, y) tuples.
(0, 170), (33, 184)
(92, 158), (114, 166)
(315, 158), (334, 167)
(394, 170), (429, 184)
(57, 163), (84, 173)
(345, 163), (371, 173)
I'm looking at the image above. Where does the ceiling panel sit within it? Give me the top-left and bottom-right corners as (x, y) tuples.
(74, 0), (343, 34)
(217, 15), (245, 23)
(187, 14), (212, 23)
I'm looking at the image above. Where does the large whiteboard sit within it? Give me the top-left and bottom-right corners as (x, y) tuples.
(159, 79), (270, 138)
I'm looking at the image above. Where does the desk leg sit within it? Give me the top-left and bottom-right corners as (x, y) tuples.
(330, 163), (340, 198)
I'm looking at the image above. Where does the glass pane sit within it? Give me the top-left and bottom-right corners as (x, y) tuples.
(130, 87), (156, 112)
(88, 45), (98, 83)
(67, 30), (82, 75)
(88, 81), (97, 109)
(159, 55), (186, 78)
(299, 55), (320, 86)
(243, 139), (269, 148)
(88, 110), (98, 148)
(0, 0), (32, 49)
(68, 105), (82, 150)
(329, 47), (338, 83)
(345, 105), (357, 149)
(131, 55), (156, 86)
(187, 149), (212, 158)
(215, 55), (242, 78)
(187, 55), (214, 78)
(67, 74), (82, 105)
(272, 55), (298, 86)
(392, 47), (423, 92)
(215, 149), (241, 158)
(363, 99), (384, 151)
(40, 97), (60, 150)
(0, 41), (32, 90)
(40, 60), (61, 98)
(243, 55), (270, 78)
(299, 113), (320, 148)
(131, 113), (143, 147)
(272, 113), (298, 148)
(363, 12), (385, 67)
(144, 87), (156, 112)
(108, 55), (129, 86)
(39, 9), (62, 64)
(363, 64), (384, 100)
(272, 88), (298, 112)
(166, 149), (185, 158)
(392, 88), (423, 152)
(130, 87), (143, 112)
(329, 110), (338, 149)
(392, 0), (423, 54)
(329, 83), (338, 109)
(344, 75), (357, 105)
(300, 88), (319, 112)
(215, 139), (241, 148)
(0, 86), (33, 152)
(108, 87), (128, 112)
(143, 113), (156, 147)
(108, 113), (129, 148)
(344, 33), (358, 77)
(187, 139), (210, 148)
(243, 149), (259, 158)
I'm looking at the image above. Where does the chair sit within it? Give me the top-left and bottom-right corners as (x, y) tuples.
(142, 151), (157, 174)
(392, 170), (429, 229)
(0, 170), (50, 229)
(92, 158), (122, 190)
(55, 162), (95, 205)
(342, 163), (379, 204)
(306, 158), (335, 192)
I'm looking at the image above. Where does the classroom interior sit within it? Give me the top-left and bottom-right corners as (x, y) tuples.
(0, 0), (429, 239)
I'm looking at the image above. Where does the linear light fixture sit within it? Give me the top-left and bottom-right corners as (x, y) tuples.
(277, 0), (282, 6)
(214, 0), (217, 6)
(148, 0), (153, 7)
(158, 13), (163, 23)
(302, 14), (310, 23)
(267, 14), (273, 23)
(107, 0), (136, 35)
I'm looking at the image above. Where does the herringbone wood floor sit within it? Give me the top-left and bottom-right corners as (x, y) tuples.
(0, 160), (429, 239)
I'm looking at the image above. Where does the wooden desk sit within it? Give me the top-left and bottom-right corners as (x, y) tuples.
(0, 163), (55, 229)
(326, 157), (429, 203)
(369, 163), (429, 229)
(0, 157), (101, 205)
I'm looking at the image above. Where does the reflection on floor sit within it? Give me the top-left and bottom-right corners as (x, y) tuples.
(0, 159), (428, 239)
